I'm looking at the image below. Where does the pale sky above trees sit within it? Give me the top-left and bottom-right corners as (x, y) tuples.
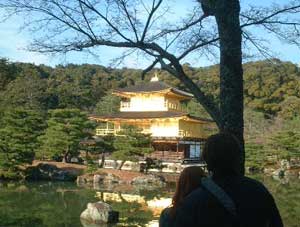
(0, 0), (299, 68)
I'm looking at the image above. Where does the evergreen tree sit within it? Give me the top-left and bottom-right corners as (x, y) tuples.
(94, 94), (120, 115)
(112, 125), (153, 169)
(38, 109), (94, 162)
(244, 108), (274, 169)
(184, 98), (211, 119)
(46, 71), (94, 110)
(268, 118), (300, 160)
(80, 135), (115, 167)
(243, 60), (300, 116)
(0, 58), (17, 91)
(0, 74), (49, 110)
(0, 109), (45, 179)
(245, 142), (266, 170)
(278, 96), (300, 120)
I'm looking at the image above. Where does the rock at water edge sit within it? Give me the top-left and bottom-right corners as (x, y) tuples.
(131, 174), (166, 187)
(80, 201), (119, 224)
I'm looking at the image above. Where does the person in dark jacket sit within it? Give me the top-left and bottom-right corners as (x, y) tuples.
(174, 132), (283, 227)
(159, 166), (206, 227)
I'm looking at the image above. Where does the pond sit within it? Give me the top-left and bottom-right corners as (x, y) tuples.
(0, 175), (299, 227)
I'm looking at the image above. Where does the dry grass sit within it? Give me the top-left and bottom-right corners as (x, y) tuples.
(32, 160), (86, 175)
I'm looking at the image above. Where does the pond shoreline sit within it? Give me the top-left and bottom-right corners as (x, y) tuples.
(1, 160), (300, 184)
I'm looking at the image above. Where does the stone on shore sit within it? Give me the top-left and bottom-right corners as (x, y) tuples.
(80, 201), (119, 224)
(25, 163), (77, 181)
(77, 172), (121, 186)
(263, 167), (276, 176)
(131, 174), (166, 187)
(272, 169), (285, 178)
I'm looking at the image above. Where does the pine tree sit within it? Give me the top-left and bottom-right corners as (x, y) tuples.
(245, 142), (266, 170)
(94, 94), (120, 115)
(0, 109), (45, 178)
(38, 109), (94, 162)
(268, 117), (300, 160)
(112, 125), (153, 169)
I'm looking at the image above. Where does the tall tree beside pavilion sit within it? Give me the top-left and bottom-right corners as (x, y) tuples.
(0, 109), (45, 179)
(38, 109), (94, 162)
(112, 125), (153, 170)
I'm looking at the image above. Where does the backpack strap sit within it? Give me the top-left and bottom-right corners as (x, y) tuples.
(201, 177), (237, 217)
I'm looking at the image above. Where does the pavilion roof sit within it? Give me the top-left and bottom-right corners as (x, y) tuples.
(113, 81), (193, 99)
(90, 111), (213, 123)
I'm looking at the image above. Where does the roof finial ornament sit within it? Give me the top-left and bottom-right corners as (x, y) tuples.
(151, 71), (159, 82)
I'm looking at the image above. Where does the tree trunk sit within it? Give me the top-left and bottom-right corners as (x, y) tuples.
(99, 152), (105, 168)
(62, 151), (70, 163)
(214, 0), (245, 174)
(117, 160), (125, 170)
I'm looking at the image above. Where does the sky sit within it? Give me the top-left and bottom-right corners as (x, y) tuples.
(0, 0), (299, 68)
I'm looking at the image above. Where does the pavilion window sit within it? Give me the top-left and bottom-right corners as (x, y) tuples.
(189, 143), (201, 158)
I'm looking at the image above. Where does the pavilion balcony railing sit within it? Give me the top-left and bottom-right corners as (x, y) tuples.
(96, 128), (120, 136)
(163, 101), (186, 112)
(120, 101), (131, 110)
(178, 130), (191, 137)
(96, 128), (192, 137)
(96, 128), (151, 136)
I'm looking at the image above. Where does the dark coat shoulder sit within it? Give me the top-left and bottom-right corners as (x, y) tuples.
(174, 176), (283, 227)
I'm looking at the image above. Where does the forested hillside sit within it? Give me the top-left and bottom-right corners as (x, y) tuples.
(0, 58), (299, 177)
(1, 58), (299, 118)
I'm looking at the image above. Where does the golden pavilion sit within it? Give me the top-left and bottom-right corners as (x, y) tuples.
(90, 75), (215, 162)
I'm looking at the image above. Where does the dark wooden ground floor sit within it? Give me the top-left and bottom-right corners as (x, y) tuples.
(147, 137), (206, 163)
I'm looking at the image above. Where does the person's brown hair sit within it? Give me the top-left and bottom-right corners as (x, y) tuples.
(201, 132), (242, 176)
(170, 166), (206, 217)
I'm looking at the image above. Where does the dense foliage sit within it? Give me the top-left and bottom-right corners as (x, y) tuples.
(0, 109), (45, 179)
(268, 117), (300, 160)
(38, 109), (94, 162)
(112, 125), (153, 169)
(94, 94), (121, 116)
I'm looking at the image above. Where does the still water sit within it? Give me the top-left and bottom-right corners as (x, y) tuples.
(0, 175), (299, 227)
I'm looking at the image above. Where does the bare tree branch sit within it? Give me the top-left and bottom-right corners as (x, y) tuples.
(78, 0), (134, 43)
(242, 31), (274, 59)
(141, 58), (159, 80)
(159, 57), (221, 127)
(241, 4), (300, 28)
(78, 0), (97, 40)
(178, 37), (219, 60)
(118, 0), (139, 41)
(152, 11), (208, 39)
(141, 0), (162, 42)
